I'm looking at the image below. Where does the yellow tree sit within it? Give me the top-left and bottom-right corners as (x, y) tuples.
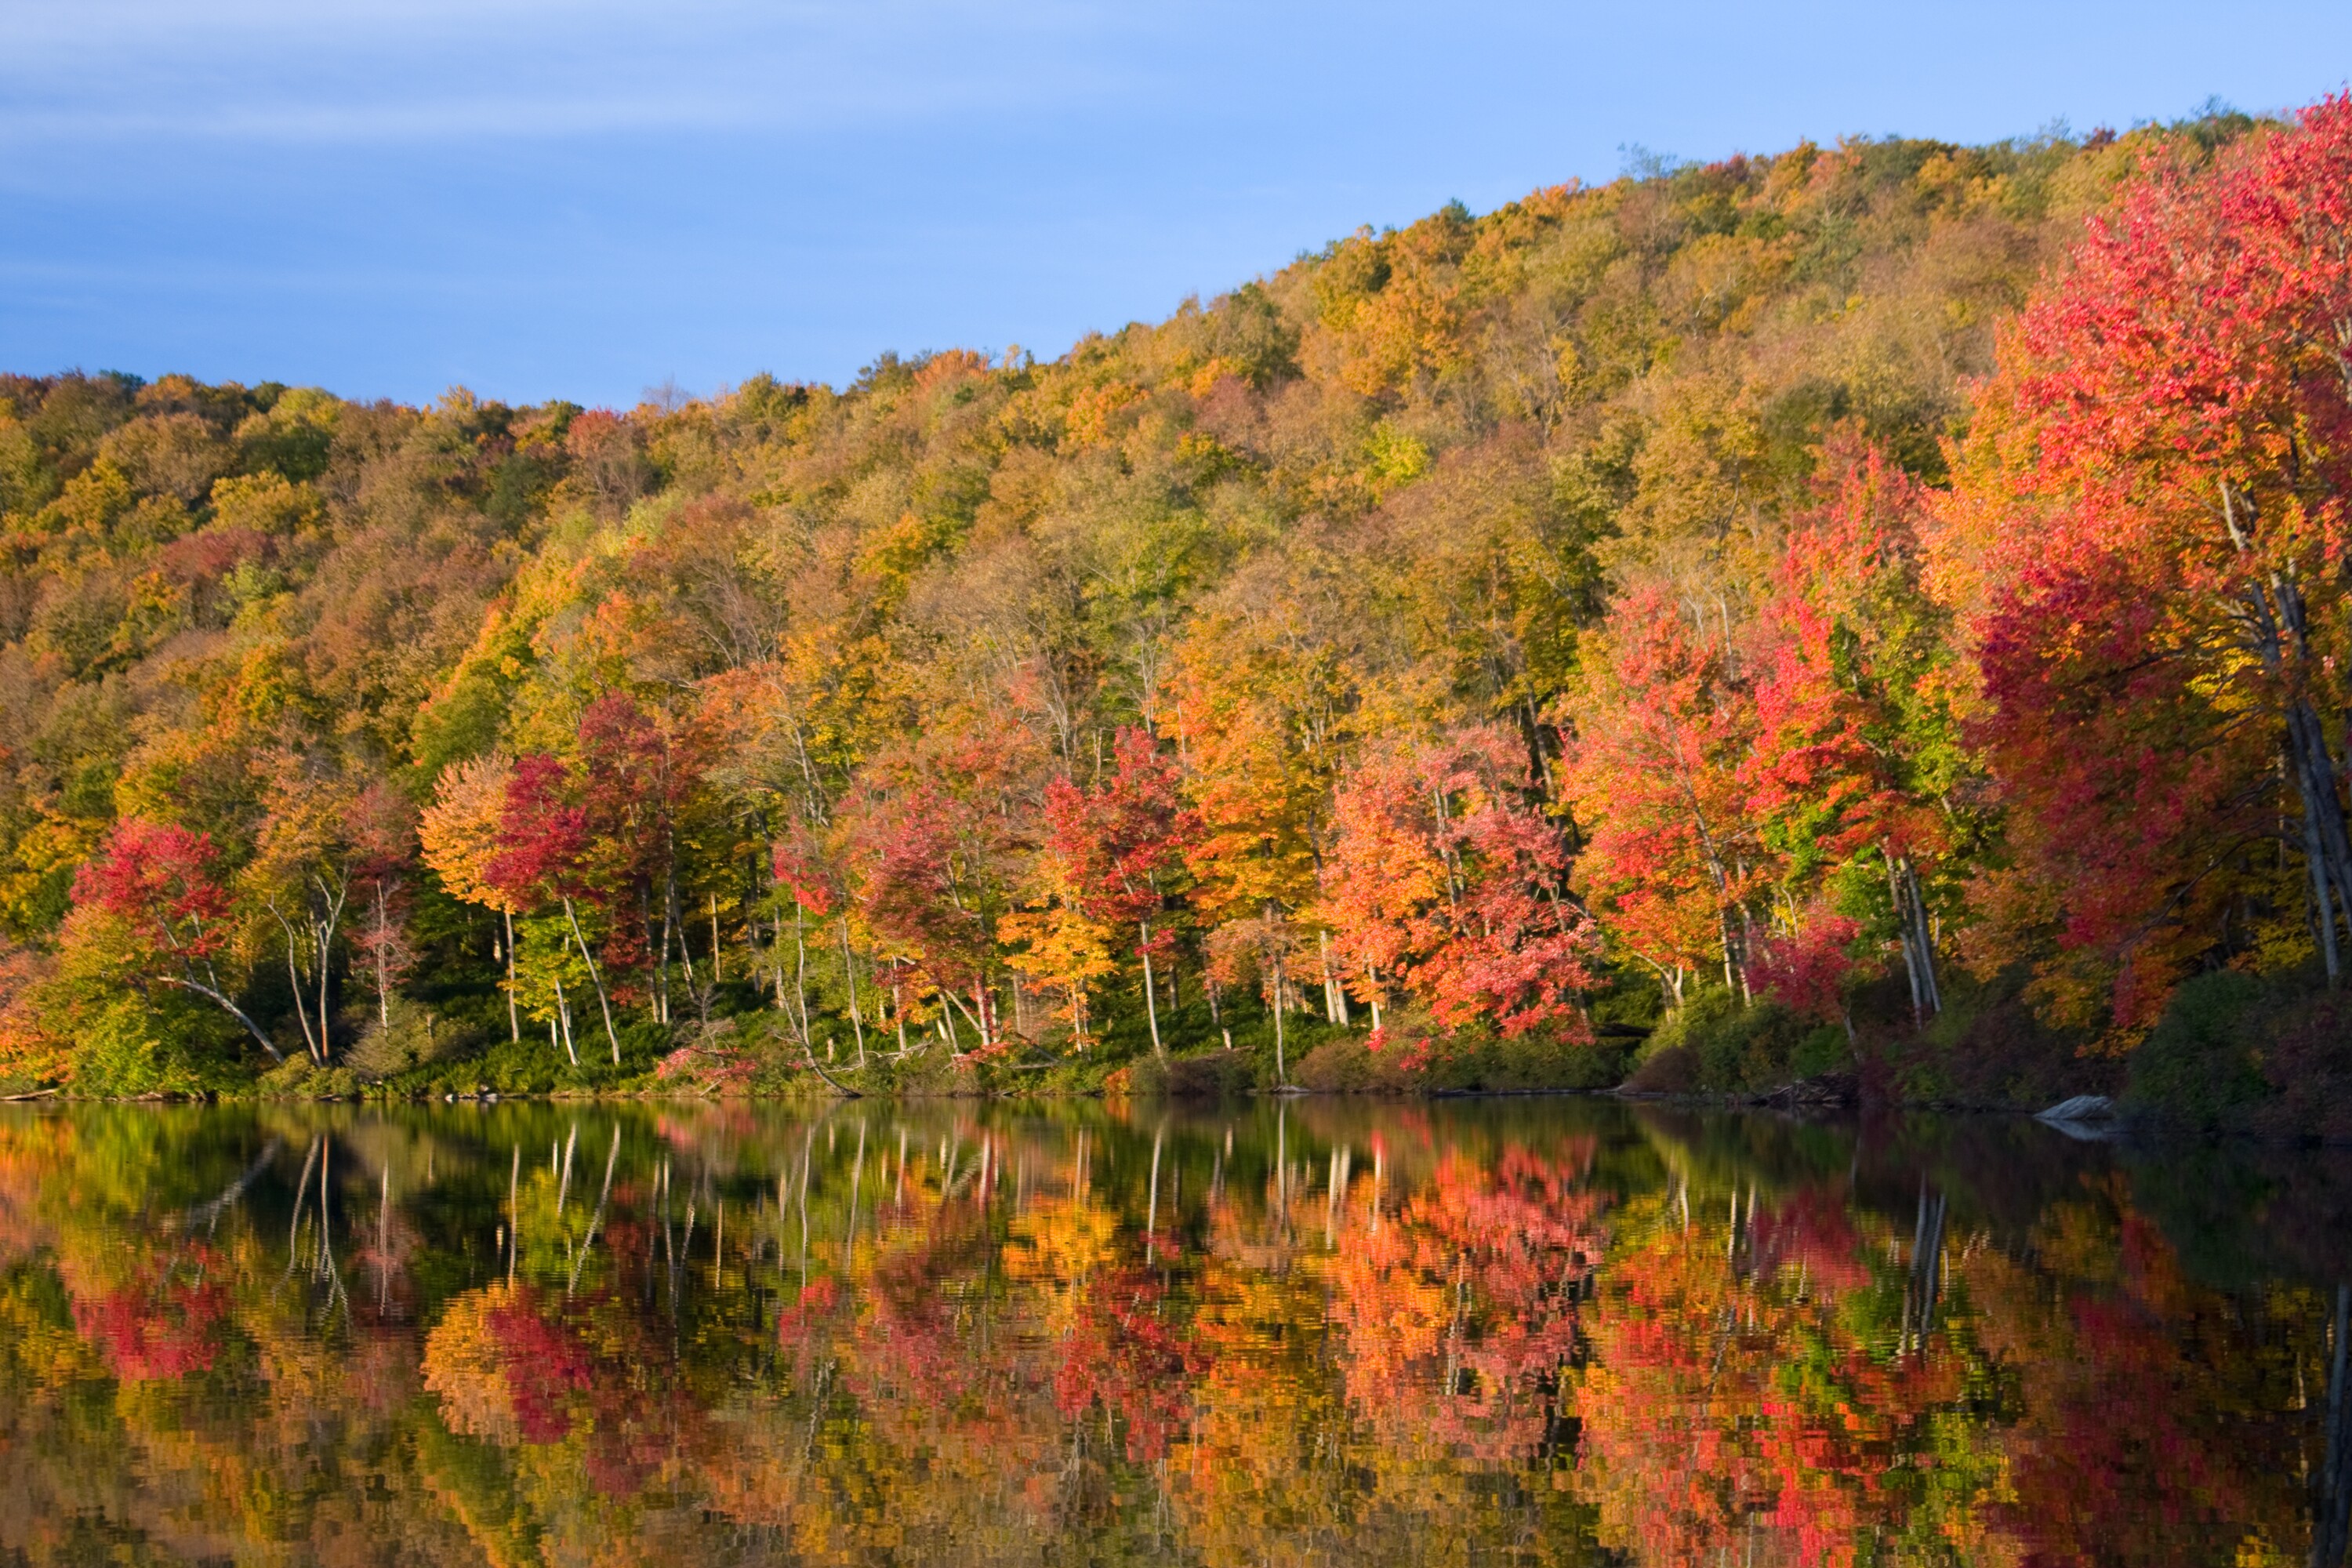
(419, 753), (523, 1042)
(240, 756), (370, 1065)
(999, 856), (1117, 1051)
(1174, 608), (1351, 1080)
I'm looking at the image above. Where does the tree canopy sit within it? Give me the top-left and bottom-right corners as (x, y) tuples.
(0, 100), (2341, 1095)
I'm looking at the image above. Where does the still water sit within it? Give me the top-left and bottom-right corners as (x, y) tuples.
(0, 1097), (2347, 1566)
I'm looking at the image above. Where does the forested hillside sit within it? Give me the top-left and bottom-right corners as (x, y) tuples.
(3, 100), (2347, 1109)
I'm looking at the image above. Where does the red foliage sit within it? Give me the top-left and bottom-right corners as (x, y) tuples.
(1040, 726), (1198, 957)
(655, 1036), (757, 1090)
(1325, 727), (1599, 1038)
(346, 779), (419, 1007)
(1745, 447), (1945, 871)
(1327, 1143), (1604, 1461)
(579, 695), (699, 889)
(851, 783), (994, 997)
(775, 1276), (843, 1350)
(841, 732), (1035, 1044)
(1054, 1258), (1207, 1462)
(71, 1258), (230, 1381)
(71, 818), (234, 967)
(770, 836), (839, 918)
(1935, 96), (2352, 1029)
(1563, 592), (1761, 987)
(483, 753), (590, 909)
(482, 1290), (596, 1443)
(1748, 1185), (1871, 1297)
(1746, 906), (1860, 1026)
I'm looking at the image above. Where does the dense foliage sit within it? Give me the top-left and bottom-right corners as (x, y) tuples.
(2, 100), (2347, 1099)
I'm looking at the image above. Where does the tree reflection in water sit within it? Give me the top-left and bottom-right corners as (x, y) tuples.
(0, 1098), (2347, 1566)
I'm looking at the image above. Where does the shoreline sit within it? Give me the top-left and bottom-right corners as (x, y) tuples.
(2, 1081), (2103, 1120)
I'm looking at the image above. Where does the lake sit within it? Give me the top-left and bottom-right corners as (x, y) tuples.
(0, 1096), (2346, 1566)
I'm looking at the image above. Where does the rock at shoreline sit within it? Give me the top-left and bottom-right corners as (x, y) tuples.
(2035, 1094), (2116, 1135)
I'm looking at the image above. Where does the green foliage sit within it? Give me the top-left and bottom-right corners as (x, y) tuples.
(2121, 969), (2352, 1140)
(344, 996), (474, 1083)
(1637, 992), (1843, 1094)
(251, 1054), (365, 1100)
(65, 992), (248, 1098)
(1120, 1047), (1262, 1098)
(1881, 967), (2104, 1110)
(2122, 971), (2272, 1132)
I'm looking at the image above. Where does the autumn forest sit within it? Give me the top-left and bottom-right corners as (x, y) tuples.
(5, 98), (2352, 1113)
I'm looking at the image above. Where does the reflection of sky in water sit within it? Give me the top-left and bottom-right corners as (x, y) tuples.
(0, 1099), (2345, 1566)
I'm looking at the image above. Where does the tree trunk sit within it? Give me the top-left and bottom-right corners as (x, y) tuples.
(666, 873), (695, 994)
(2227, 488), (2352, 978)
(561, 897), (622, 1064)
(1320, 929), (1349, 1025)
(790, 909), (815, 1047)
(309, 875), (347, 1065)
(1271, 955), (1288, 1087)
(641, 883), (667, 1025)
(316, 925), (333, 1064)
(2288, 695), (2352, 976)
(1887, 849), (1926, 1025)
(1904, 858), (1942, 1014)
(840, 918), (866, 1066)
(1140, 922), (1164, 1061)
(2314, 1283), (2352, 1566)
(270, 903), (319, 1062)
(502, 909), (521, 1042)
(373, 885), (391, 1028)
(800, 1022), (862, 1097)
(2314, 808), (2346, 985)
(551, 974), (579, 1066)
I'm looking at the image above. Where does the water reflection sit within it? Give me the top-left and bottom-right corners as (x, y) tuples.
(1, 1098), (2349, 1564)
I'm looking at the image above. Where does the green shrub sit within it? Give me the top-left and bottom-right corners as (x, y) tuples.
(388, 1012), (671, 1096)
(1621, 1044), (1699, 1094)
(2123, 971), (2270, 1133)
(2121, 969), (2352, 1139)
(66, 992), (247, 1098)
(345, 997), (474, 1083)
(881, 1041), (985, 1097)
(1790, 1023), (1851, 1080)
(1123, 1048), (1261, 1098)
(1639, 991), (1845, 1094)
(1886, 964), (2106, 1109)
(252, 1055), (364, 1100)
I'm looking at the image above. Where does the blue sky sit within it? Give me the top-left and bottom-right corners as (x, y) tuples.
(3, 2), (2349, 408)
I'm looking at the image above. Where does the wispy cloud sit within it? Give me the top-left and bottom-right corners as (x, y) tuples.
(0, 0), (1167, 146)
